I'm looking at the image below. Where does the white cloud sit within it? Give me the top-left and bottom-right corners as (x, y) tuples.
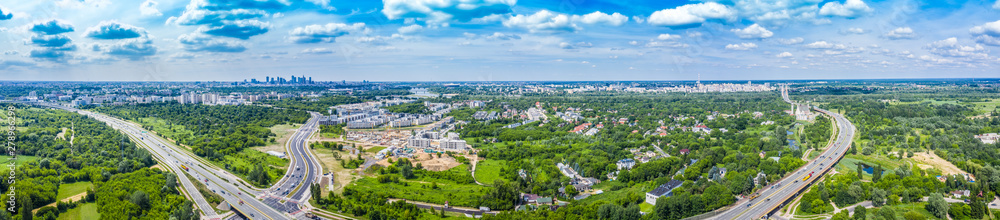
(140, 0), (162, 16)
(805, 41), (842, 49)
(484, 32), (520, 40)
(301, 47), (333, 54)
(969, 20), (1000, 46)
(778, 37), (804, 44)
(841, 27), (865, 34)
(572, 11), (628, 26)
(397, 24), (423, 34)
(925, 37), (989, 58)
(288, 23), (366, 43)
(382, 0), (516, 24)
(730, 24), (773, 39)
(994, 0), (1000, 9)
(884, 27), (916, 40)
(819, 0), (872, 18)
(632, 16), (645, 24)
(504, 10), (579, 33)
(725, 42), (758, 50)
(776, 52), (793, 58)
(648, 2), (737, 27)
(657, 34), (680, 40)
(560, 42), (593, 49)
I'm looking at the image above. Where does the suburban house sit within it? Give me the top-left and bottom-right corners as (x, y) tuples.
(645, 179), (684, 205)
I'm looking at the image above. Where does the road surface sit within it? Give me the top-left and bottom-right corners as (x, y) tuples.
(28, 102), (291, 220)
(270, 111), (323, 204)
(712, 86), (856, 219)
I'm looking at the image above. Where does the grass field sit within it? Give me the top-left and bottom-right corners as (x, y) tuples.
(312, 148), (359, 194)
(364, 146), (387, 153)
(209, 148), (289, 187)
(0, 155), (38, 164)
(56, 203), (98, 220)
(56, 182), (93, 201)
(348, 165), (489, 207)
(138, 117), (195, 142)
(473, 159), (508, 184)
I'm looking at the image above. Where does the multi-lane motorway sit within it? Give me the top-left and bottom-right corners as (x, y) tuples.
(268, 112), (323, 211)
(713, 86), (856, 219)
(29, 102), (297, 220)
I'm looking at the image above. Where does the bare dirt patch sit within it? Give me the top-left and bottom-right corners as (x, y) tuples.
(912, 152), (968, 176)
(411, 152), (462, 171)
(251, 124), (300, 154)
(55, 127), (67, 140)
(150, 164), (164, 171)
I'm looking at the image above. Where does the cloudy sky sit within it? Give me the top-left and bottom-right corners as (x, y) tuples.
(0, 0), (999, 81)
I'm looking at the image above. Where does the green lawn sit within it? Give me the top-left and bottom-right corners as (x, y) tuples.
(209, 149), (289, 187)
(348, 166), (489, 207)
(0, 155), (38, 164)
(57, 182), (93, 202)
(138, 117), (195, 143)
(365, 146), (387, 153)
(56, 203), (99, 220)
(473, 159), (508, 184)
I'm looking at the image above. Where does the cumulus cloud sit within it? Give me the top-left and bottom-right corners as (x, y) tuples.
(841, 27), (865, 34)
(29, 49), (72, 62)
(648, 2), (736, 27)
(778, 37), (804, 44)
(185, 0), (290, 11)
(731, 24), (773, 39)
(382, 0), (515, 24)
(0, 60), (34, 69)
(178, 33), (247, 52)
(805, 41), (842, 49)
(657, 34), (681, 40)
(969, 20), (1000, 46)
(301, 47), (333, 54)
(397, 24), (423, 34)
(925, 37), (989, 58)
(485, 32), (520, 40)
(168, 9), (268, 26)
(91, 38), (157, 60)
(85, 21), (146, 39)
(819, 0), (872, 18)
(776, 52), (793, 58)
(994, 0), (1000, 9)
(30, 20), (75, 35)
(140, 0), (162, 16)
(30, 35), (73, 47)
(199, 20), (270, 39)
(504, 10), (579, 33)
(725, 42), (758, 50)
(884, 27), (916, 40)
(572, 11), (628, 26)
(559, 42), (593, 49)
(289, 23), (365, 43)
(0, 6), (12, 20)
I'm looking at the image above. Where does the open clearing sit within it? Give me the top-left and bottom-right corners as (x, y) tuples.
(251, 123), (300, 154)
(56, 203), (98, 220)
(312, 146), (359, 194)
(912, 151), (968, 176)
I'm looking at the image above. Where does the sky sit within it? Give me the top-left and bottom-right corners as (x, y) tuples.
(0, 0), (999, 82)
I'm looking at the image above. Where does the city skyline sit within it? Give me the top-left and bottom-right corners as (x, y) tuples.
(1, 0), (999, 81)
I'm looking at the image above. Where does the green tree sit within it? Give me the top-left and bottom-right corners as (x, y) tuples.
(925, 193), (948, 219)
(903, 210), (925, 220)
(853, 206), (866, 220)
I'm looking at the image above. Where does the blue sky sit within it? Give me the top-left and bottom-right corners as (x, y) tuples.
(0, 0), (998, 81)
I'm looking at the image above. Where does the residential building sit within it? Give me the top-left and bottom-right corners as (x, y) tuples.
(645, 180), (684, 205)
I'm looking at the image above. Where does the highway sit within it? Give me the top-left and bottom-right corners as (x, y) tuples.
(712, 86), (856, 219)
(269, 112), (323, 206)
(28, 102), (291, 220)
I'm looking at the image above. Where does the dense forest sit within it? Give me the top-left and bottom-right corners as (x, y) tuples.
(259, 95), (363, 114)
(0, 104), (195, 220)
(87, 103), (307, 187)
(88, 103), (308, 160)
